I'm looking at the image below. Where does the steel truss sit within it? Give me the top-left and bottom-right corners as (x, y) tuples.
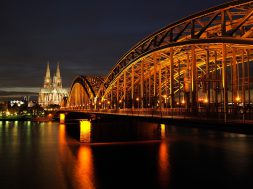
(67, 0), (253, 122)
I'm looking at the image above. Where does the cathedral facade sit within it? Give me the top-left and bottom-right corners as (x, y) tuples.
(38, 63), (68, 108)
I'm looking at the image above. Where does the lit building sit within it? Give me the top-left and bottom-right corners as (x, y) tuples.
(38, 63), (68, 108)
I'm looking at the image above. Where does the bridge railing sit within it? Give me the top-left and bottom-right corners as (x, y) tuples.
(62, 106), (253, 124)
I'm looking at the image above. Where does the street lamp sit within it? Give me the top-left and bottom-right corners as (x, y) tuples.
(203, 99), (208, 103)
(107, 100), (110, 109)
(163, 95), (167, 108)
(236, 96), (240, 102)
(119, 99), (122, 109)
(136, 97), (140, 109)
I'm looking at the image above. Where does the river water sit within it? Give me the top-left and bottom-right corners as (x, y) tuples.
(0, 120), (253, 189)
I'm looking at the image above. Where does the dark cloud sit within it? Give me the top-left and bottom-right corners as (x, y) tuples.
(0, 0), (228, 90)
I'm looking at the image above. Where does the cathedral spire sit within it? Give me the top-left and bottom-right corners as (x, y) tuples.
(45, 62), (51, 78)
(56, 62), (61, 78)
(44, 62), (51, 88)
(54, 62), (62, 88)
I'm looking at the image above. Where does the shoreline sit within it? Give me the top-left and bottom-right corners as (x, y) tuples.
(1, 114), (253, 135)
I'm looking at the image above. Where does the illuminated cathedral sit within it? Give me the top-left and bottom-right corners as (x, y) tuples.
(38, 63), (68, 108)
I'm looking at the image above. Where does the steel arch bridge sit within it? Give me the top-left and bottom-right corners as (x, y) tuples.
(66, 0), (253, 121)
(67, 75), (104, 109)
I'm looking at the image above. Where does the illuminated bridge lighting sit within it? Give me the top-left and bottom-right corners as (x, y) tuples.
(80, 120), (92, 143)
(63, 1), (253, 123)
(60, 113), (65, 124)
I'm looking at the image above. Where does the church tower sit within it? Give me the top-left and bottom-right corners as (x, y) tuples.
(39, 62), (68, 108)
(52, 63), (62, 88)
(44, 62), (51, 88)
(56, 63), (62, 88)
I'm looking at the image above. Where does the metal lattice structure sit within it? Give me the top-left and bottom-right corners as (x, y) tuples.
(67, 75), (104, 109)
(67, 0), (253, 121)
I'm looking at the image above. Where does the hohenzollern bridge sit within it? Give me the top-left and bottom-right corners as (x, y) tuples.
(63, 0), (253, 123)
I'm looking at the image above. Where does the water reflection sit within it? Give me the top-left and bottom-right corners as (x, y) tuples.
(59, 124), (66, 144)
(1, 121), (253, 188)
(158, 124), (170, 188)
(160, 124), (166, 139)
(75, 145), (95, 189)
(58, 123), (95, 189)
(158, 141), (170, 188)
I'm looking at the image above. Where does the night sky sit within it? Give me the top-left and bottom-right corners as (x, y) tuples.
(0, 0), (229, 93)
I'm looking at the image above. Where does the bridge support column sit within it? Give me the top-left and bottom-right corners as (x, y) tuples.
(242, 50), (245, 117)
(60, 113), (65, 124)
(247, 49), (251, 106)
(206, 48), (210, 113)
(214, 51), (218, 113)
(170, 48), (174, 108)
(232, 48), (238, 112)
(141, 61), (144, 108)
(149, 69), (151, 107)
(124, 71), (126, 109)
(159, 63), (162, 108)
(116, 79), (119, 110)
(191, 46), (197, 112)
(131, 65), (135, 109)
(222, 43), (228, 123)
(154, 61), (157, 107)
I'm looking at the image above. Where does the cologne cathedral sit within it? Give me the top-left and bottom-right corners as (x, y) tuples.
(38, 63), (68, 107)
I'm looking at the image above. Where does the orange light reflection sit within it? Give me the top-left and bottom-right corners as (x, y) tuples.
(158, 141), (170, 188)
(160, 124), (166, 139)
(76, 145), (95, 189)
(59, 124), (66, 144)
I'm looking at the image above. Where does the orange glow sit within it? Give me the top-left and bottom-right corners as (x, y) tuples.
(80, 120), (91, 143)
(76, 145), (94, 188)
(161, 124), (166, 139)
(181, 100), (185, 104)
(158, 141), (170, 188)
(198, 98), (203, 102)
(60, 113), (65, 124)
(136, 97), (139, 101)
(48, 113), (53, 118)
(59, 124), (66, 144)
(236, 96), (241, 102)
(203, 99), (208, 103)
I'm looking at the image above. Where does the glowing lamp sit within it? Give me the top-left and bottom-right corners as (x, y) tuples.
(236, 96), (240, 102)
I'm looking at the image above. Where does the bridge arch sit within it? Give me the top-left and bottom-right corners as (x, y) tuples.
(95, 0), (253, 119)
(67, 75), (104, 109)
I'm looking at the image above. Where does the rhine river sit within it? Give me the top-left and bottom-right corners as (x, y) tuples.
(1, 120), (253, 189)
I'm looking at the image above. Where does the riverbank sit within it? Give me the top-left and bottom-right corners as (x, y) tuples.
(0, 115), (31, 121)
(0, 116), (52, 122)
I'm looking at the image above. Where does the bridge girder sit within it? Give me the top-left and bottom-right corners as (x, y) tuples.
(66, 1), (253, 122)
(94, 0), (253, 115)
(67, 75), (104, 108)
